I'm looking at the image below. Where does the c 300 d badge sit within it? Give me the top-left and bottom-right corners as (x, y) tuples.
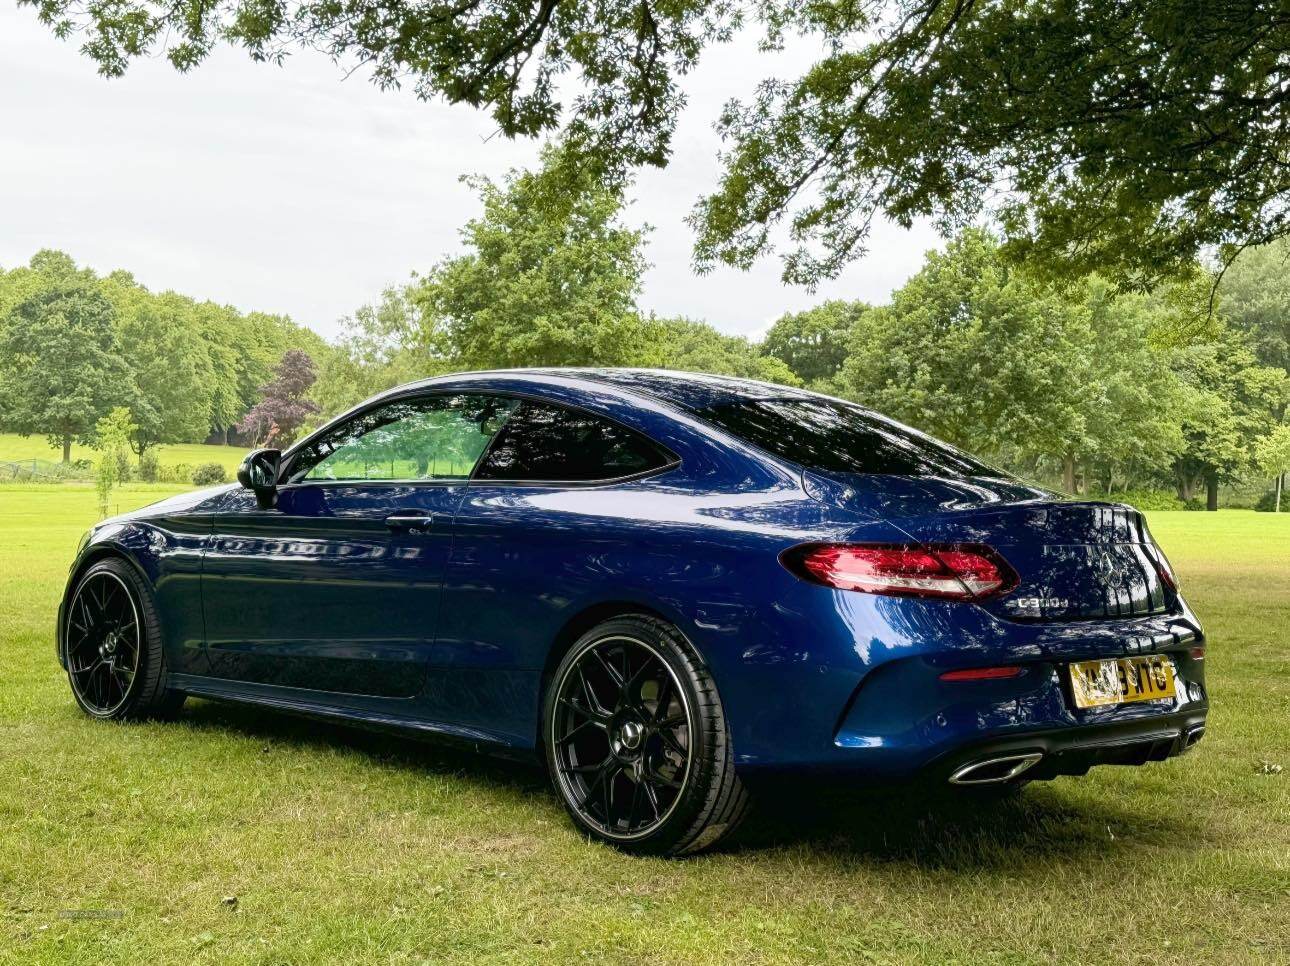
(1004, 596), (1071, 615)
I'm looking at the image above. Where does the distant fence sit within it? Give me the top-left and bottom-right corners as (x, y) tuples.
(0, 459), (94, 482)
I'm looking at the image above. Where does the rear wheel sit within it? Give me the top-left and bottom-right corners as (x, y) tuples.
(64, 558), (185, 720)
(543, 615), (748, 856)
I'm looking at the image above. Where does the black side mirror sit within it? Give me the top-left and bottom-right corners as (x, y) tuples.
(237, 448), (281, 509)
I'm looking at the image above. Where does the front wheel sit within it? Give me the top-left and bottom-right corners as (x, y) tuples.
(543, 615), (749, 856)
(63, 558), (186, 720)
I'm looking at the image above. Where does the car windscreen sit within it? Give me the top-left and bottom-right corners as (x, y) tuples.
(693, 397), (1000, 478)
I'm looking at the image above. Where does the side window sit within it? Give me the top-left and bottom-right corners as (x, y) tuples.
(288, 394), (517, 483)
(474, 400), (673, 483)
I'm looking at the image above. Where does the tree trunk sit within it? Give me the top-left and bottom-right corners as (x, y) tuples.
(61, 436), (71, 463)
(221, 426), (229, 446)
(1277, 472), (1284, 513)
(1062, 453), (1076, 494)
(1205, 471), (1219, 511)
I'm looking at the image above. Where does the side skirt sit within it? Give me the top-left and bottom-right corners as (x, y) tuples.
(167, 673), (538, 761)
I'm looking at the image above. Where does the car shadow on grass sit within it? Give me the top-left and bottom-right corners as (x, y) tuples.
(725, 777), (1206, 871)
(174, 697), (1204, 871)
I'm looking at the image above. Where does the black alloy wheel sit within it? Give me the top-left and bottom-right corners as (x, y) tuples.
(66, 569), (142, 715)
(64, 558), (185, 720)
(544, 616), (749, 856)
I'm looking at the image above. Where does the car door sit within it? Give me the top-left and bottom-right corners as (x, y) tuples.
(197, 392), (516, 698)
(428, 397), (679, 740)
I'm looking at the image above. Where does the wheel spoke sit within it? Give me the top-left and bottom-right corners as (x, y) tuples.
(657, 728), (687, 758)
(619, 661), (654, 714)
(555, 717), (600, 745)
(602, 764), (618, 825)
(78, 593), (96, 633)
(591, 648), (625, 690)
(627, 776), (644, 829)
(576, 665), (610, 716)
(92, 662), (108, 707)
(645, 766), (684, 790)
(652, 676), (673, 721)
(579, 758), (618, 813)
(91, 581), (108, 617)
(559, 696), (610, 727)
(641, 779), (661, 821)
(566, 755), (613, 775)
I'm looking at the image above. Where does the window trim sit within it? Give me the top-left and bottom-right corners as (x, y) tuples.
(278, 388), (680, 490)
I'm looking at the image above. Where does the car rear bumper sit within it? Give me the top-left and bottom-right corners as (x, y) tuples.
(929, 708), (1208, 786)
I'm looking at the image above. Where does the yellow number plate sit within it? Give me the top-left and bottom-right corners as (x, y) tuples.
(1068, 655), (1176, 709)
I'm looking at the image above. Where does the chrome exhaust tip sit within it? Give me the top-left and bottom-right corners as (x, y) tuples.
(949, 752), (1044, 785)
(1184, 725), (1205, 748)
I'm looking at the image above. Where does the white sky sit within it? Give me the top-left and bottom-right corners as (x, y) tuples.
(0, 4), (941, 341)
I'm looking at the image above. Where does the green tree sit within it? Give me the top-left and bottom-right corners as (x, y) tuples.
(193, 303), (330, 442)
(0, 282), (132, 462)
(1256, 424), (1290, 512)
(33, 1), (1290, 291)
(761, 301), (869, 387)
(108, 287), (218, 456)
(1171, 330), (1288, 509)
(644, 317), (799, 385)
(838, 231), (1192, 493)
(314, 287), (450, 419)
(839, 231), (1093, 486)
(415, 149), (653, 369)
(1219, 240), (1290, 378)
(1078, 281), (1191, 494)
(93, 406), (136, 517)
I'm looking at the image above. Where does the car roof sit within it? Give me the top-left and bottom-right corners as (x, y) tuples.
(404, 367), (820, 412)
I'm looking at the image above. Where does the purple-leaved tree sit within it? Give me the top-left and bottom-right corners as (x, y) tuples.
(237, 349), (320, 447)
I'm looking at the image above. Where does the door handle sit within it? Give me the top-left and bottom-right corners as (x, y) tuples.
(385, 513), (434, 532)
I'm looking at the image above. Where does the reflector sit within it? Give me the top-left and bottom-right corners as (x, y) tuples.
(939, 666), (1023, 681)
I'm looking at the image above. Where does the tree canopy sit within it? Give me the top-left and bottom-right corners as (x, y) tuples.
(836, 231), (1286, 500)
(314, 153), (795, 411)
(0, 250), (329, 457)
(415, 150), (654, 370)
(23, 0), (1290, 289)
(238, 348), (321, 446)
(0, 281), (132, 461)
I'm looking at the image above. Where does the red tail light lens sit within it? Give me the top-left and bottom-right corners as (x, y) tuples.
(780, 543), (1018, 601)
(1150, 547), (1180, 592)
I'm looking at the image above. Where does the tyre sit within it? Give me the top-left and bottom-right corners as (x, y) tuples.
(543, 615), (749, 856)
(63, 557), (186, 721)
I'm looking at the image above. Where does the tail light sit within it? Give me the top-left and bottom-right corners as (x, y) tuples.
(780, 543), (1019, 601)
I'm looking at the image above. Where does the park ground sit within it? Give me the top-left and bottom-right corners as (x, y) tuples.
(0, 433), (247, 477)
(0, 482), (1286, 964)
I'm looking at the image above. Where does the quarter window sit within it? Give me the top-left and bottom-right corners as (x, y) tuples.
(474, 400), (673, 482)
(288, 395), (517, 483)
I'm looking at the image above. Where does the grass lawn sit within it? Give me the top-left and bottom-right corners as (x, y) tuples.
(1, 486), (1287, 963)
(0, 433), (248, 476)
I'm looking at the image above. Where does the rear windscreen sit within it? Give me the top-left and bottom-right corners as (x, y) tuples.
(695, 398), (1000, 478)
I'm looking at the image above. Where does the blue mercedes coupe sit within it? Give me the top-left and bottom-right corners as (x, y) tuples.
(58, 369), (1208, 855)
